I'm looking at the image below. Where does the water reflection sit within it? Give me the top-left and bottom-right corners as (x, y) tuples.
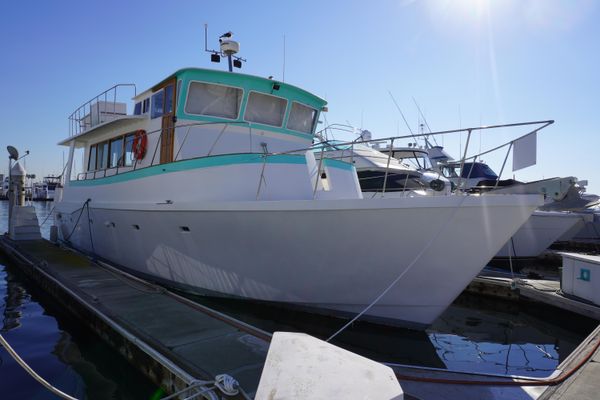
(0, 258), (157, 399)
(193, 291), (595, 378)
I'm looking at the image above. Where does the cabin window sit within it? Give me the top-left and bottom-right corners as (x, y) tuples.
(244, 92), (287, 127)
(185, 81), (242, 119)
(142, 98), (150, 114)
(109, 137), (124, 168)
(287, 102), (317, 134)
(124, 134), (134, 166)
(164, 84), (174, 114)
(134, 102), (142, 115)
(151, 89), (164, 119)
(88, 145), (97, 171)
(97, 141), (109, 169)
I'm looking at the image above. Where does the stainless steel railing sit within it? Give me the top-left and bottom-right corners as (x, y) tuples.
(74, 118), (555, 197)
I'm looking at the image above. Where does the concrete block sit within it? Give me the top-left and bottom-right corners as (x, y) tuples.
(255, 332), (403, 400)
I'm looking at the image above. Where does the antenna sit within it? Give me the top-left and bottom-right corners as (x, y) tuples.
(388, 91), (418, 143)
(282, 34), (286, 82)
(204, 24), (246, 72)
(412, 97), (438, 147)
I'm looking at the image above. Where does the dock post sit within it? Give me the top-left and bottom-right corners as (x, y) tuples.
(8, 162), (42, 241)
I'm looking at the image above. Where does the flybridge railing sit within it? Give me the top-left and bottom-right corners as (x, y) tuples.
(68, 84), (137, 137)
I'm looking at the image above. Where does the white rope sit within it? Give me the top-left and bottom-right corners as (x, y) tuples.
(0, 333), (78, 400)
(214, 374), (240, 396)
(327, 194), (469, 342)
(160, 374), (248, 400)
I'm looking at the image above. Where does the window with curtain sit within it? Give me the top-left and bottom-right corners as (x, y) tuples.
(287, 102), (317, 134)
(244, 92), (287, 127)
(185, 81), (242, 119)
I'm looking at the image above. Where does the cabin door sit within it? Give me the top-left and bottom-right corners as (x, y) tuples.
(160, 79), (177, 164)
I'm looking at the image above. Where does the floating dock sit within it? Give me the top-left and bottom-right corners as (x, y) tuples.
(466, 275), (600, 321)
(0, 236), (270, 398)
(4, 233), (600, 400)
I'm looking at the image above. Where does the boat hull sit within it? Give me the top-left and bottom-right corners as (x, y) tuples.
(495, 211), (584, 258)
(56, 195), (541, 328)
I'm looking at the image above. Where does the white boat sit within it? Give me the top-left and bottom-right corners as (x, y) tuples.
(316, 141), (451, 197)
(53, 38), (541, 328)
(0, 175), (7, 200)
(495, 210), (586, 258)
(33, 176), (61, 201)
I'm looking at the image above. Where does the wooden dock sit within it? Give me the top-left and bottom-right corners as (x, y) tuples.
(0, 236), (270, 398)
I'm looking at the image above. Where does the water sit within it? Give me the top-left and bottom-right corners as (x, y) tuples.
(0, 202), (158, 399)
(0, 201), (596, 399)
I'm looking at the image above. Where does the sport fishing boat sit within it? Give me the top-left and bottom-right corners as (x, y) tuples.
(53, 34), (542, 328)
(381, 143), (587, 258)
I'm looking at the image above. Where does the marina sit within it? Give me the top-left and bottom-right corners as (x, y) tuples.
(1, 201), (599, 399)
(2, 2), (600, 398)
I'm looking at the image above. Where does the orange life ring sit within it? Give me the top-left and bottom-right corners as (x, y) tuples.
(132, 130), (147, 160)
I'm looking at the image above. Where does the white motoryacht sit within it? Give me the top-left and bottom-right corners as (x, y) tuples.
(316, 141), (451, 197)
(53, 38), (541, 328)
(33, 176), (61, 201)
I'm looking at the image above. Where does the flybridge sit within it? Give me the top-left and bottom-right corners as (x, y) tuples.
(68, 84), (137, 137)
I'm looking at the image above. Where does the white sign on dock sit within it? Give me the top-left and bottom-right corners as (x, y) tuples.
(255, 332), (403, 399)
(561, 252), (600, 305)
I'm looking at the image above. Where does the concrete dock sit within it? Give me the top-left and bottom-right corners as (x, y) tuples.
(0, 236), (270, 398)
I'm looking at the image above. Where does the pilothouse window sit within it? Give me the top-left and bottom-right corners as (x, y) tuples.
(164, 84), (174, 114)
(287, 102), (317, 134)
(185, 81), (242, 119)
(244, 92), (287, 127)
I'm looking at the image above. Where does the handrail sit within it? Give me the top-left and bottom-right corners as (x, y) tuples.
(71, 119), (555, 201)
(68, 84), (137, 137)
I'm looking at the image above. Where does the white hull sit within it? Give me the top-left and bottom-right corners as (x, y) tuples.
(571, 211), (600, 242)
(495, 211), (583, 258)
(57, 194), (540, 328)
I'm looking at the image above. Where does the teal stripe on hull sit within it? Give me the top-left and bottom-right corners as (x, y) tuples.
(69, 153), (353, 186)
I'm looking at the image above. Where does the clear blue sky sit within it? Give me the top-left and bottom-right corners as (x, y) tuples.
(1, 0), (599, 193)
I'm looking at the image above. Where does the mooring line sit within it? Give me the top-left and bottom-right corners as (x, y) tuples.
(0, 333), (79, 400)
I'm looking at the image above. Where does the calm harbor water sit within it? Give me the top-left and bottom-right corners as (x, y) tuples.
(0, 201), (596, 398)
